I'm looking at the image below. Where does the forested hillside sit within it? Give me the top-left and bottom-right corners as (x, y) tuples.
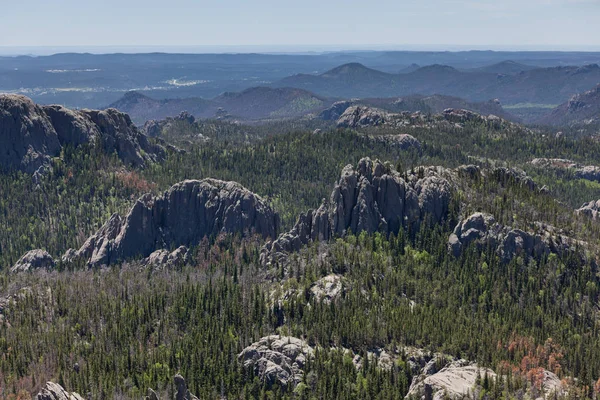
(3, 97), (600, 399)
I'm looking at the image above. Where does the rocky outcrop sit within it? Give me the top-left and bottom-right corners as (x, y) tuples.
(0, 95), (62, 173)
(531, 158), (600, 183)
(539, 84), (600, 126)
(406, 359), (496, 400)
(334, 104), (523, 132)
(144, 246), (190, 269)
(449, 212), (579, 263)
(174, 374), (199, 400)
(318, 100), (354, 121)
(0, 94), (164, 174)
(11, 249), (55, 273)
(577, 199), (600, 220)
(262, 158), (453, 265)
(310, 274), (344, 303)
(142, 111), (196, 138)
(69, 179), (278, 267)
(337, 106), (389, 128)
(36, 382), (84, 400)
(238, 336), (314, 387)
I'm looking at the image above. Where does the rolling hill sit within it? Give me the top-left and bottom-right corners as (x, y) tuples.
(274, 62), (600, 105)
(109, 87), (328, 124)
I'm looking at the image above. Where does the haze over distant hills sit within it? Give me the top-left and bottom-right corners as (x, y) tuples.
(275, 62), (600, 104)
(2, 51), (600, 110)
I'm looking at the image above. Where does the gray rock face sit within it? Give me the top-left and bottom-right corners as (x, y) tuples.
(144, 246), (190, 269)
(337, 106), (389, 128)
(577, 199), (600, 220)
(0, 95), (62, 173)
(406, 359), (496, 400)
(318, 100), (354, 121)
(0, 94), (164, 174)
(36, 381), (84, 400)
(449, 212), (578, 263)
(263, 158), (453, 265)
(11, 249), (55, 273)
(174, 374), (199, 400)
(70, 179), (279, 267)
(238, 335), (314, 387)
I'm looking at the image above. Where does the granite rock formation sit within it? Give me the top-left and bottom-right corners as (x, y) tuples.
(262, 158), (453, 265)
(67, 179), (278, 267)
(11, 249), (55, 273)
(0, 94), (164, 174)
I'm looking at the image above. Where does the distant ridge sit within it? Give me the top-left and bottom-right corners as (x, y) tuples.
(538, 84), (600, 126)
(274, 62), (600, 104)
(109, 87), (327, 124)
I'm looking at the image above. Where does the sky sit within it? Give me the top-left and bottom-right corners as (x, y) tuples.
(1, 0), (599, 53)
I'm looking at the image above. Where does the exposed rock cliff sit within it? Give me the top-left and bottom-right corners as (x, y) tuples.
(0, 94), (164, 174)
(68, 179), (278, 267)
(262, 158), (454, 265)
(11, 249), (55, 273)
(35, 382), (84, 400)
(449, 212), (580, 263)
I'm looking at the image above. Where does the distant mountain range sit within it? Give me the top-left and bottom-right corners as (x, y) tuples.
(274, 62), (600, 104)
(538, 84), (600, 126)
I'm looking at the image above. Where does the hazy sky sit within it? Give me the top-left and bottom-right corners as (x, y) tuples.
(1, 0), (599, 51)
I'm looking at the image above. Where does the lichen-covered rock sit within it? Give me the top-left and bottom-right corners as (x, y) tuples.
(262, 158), (453, 265)
(36, 381), (84, 400)
(11, 249), (55, 273)
(69, 179), (279, 267)
(238, 335), (314, 387)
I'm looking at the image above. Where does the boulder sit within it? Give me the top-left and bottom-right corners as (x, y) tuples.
(36, 381), (84, 400)
(69, 179), (279, 267)
(238, 335), (314, 387)
(262, 158), (453, 265)
(11, 249), (55, 273)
